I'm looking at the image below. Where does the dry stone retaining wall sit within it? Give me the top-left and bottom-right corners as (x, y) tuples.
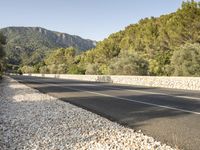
(23, 74), (200, 91)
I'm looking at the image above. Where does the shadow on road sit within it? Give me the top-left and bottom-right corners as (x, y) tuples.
(9, 75), (200, 150)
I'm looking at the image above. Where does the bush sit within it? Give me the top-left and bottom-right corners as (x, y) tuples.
(17, 69), (23, 75)
(39, 66), (49, 74)
(68, 65), (85, 74)
(85, 63), (101, 75)
(109, 53), (149, 75)
(0, 72), (2, 80)
(170, 43), (200, 76)
(21, 66), (37, 73)
(47, 64), (58, 74)
(57, 64), (67, 74)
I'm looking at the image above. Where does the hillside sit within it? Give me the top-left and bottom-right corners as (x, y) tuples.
(0, 27), (96, 66)
(75, 1), (200, 76)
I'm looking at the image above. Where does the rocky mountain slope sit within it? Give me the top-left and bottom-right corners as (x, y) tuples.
(0, 27), (96, 65)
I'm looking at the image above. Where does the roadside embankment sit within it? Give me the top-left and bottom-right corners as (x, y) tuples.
(23, 74), (200, 91)
(0, 77), (176, 149)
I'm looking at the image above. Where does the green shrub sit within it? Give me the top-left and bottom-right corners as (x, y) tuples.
(109, 53), (149, 75)
(21, 66), (37, 73)
(39, 66), (49, 74)
(68, 65), (85, 74)
(170, 43), (200, 76)
(85, 63), (101, 75)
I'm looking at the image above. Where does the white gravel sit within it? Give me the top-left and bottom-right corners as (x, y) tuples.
(0, 77), (177, 150)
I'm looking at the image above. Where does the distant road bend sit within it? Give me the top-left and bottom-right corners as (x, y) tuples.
(11, 75), (200, 150)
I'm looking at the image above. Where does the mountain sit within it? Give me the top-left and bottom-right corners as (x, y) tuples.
(0, 27), (96, 65)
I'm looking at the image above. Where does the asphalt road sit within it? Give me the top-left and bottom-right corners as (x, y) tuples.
(10, 75), (200, 150)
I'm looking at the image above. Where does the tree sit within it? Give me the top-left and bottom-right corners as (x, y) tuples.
(0, 32), (6, 77)
(40, 47), (76, 74)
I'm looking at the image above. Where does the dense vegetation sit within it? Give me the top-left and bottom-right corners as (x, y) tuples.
(0, 27), (96, 71)
(0, 33), (6, 78)
(8, 1), (200, 76)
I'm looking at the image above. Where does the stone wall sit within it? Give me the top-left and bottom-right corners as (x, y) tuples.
(23, 74), (200, 91)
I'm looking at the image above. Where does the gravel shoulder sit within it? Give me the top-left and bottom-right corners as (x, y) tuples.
(0, 77), (177, 150)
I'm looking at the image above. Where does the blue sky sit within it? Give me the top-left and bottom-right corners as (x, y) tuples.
(0, 0), (185, 41)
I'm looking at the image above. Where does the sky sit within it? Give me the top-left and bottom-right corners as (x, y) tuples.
(0, 0), (185, 41)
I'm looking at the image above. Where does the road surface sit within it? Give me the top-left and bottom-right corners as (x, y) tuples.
(11, 75), (200, 150)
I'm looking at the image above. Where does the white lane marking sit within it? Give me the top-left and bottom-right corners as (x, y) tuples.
(51, 84), (200, 115)
(81, 83), (200, 101)
(175, 96), (200, 101)
(115, 88), (200, 101)
(22, 78), (200, 115)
